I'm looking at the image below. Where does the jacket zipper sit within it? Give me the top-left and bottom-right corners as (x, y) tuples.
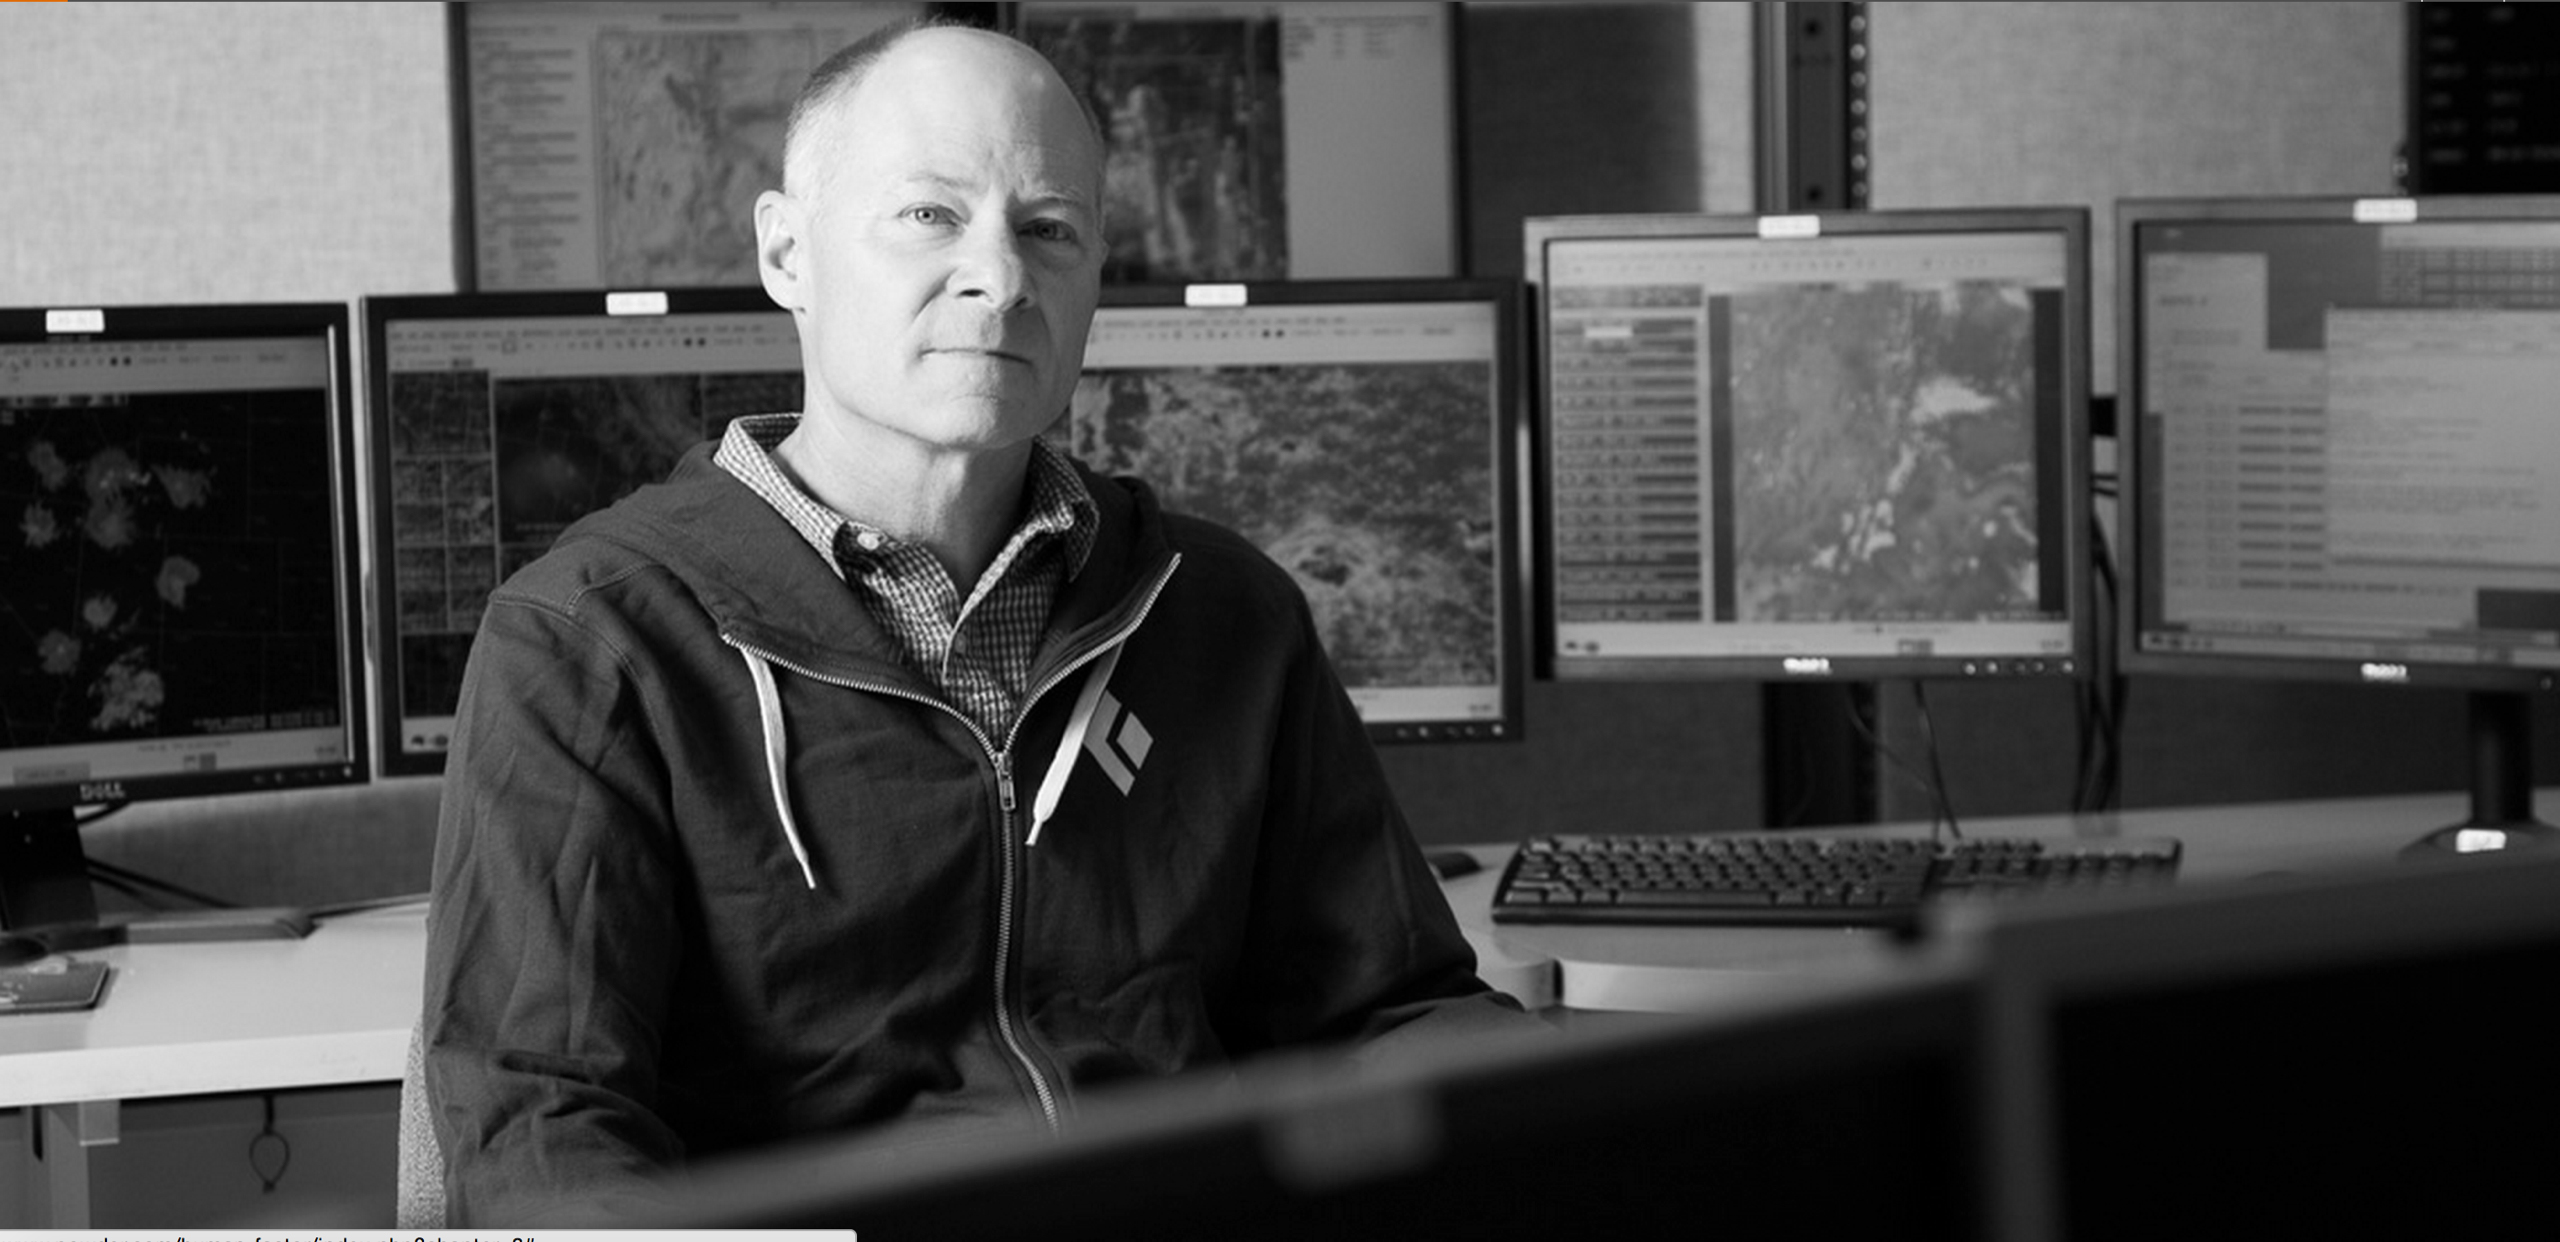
(718, 554), (1179, 1136)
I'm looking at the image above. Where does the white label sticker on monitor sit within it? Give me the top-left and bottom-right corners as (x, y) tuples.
(46, 308), (105, 334)
(1184, 284), (1250, 308)
(605, 291), (670, 316)
(1758, 215), (1822, 239)
(2353, 198), (2420, 224)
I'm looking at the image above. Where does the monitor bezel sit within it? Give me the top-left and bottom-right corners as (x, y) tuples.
(1521, 207), (2095, 685)
(360, 285), (800, 776)
(1943, 845), (2560, 1242)
(0, 301), (371, 815)
(2114, 193), (2560, 696)
(1080, 278), (1530, 744)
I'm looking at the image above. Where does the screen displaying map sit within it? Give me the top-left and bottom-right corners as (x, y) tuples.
(369, 298), (802, 769)
(1018, 2), (1460, 280)
(594, 29), (823, 286)
(2, 390), (343, 749)
(1068, 360), (1499, 690)
(1534, 218), (2085, 678)
(1027, 10), (1291, 282)
(1066, 291), (1517, 740)
(459, 2), (918, 291)
(1727, 281), (2042, 624)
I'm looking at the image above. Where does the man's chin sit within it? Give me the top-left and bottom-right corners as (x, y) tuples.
(889, 397), (1052, 455)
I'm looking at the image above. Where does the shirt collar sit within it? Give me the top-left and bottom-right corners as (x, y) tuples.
(713, 413), (1099, 581)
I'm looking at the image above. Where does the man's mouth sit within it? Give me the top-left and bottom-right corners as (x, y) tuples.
(932, 345), (1029, 365)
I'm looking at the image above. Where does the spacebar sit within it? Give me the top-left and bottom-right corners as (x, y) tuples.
(1611, 888), (1788, 907)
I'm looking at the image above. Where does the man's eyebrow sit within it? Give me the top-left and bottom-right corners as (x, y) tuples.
(896, 171), (1097, 213)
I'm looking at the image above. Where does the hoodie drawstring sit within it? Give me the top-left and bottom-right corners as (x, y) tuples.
(740, 645), (819, 890)
(1027, 643), (1126, 847)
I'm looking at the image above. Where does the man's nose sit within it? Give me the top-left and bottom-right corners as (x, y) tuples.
(951, 219), (1032, 310)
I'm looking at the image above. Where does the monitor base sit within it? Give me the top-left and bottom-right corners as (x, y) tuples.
(107, 907), (317, 944)
(2400, 819), (2560, 861)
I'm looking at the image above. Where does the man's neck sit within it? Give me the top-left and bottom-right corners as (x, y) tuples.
(775, 414), (1033, 596)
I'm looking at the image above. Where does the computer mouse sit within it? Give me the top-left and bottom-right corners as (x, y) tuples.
(0, 933), (49, 968)
(1425, 849), (1482, 881)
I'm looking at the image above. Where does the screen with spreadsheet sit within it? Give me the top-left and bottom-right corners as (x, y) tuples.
(2119, 196), (2560, 692)
(1523, 210), (2091, 682)
(363, 289), (801, 774)
(1063, 280), (1523, 742)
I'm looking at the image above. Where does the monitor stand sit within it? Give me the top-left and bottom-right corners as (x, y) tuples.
(2, 806), (315, 958)
(2401, 690), (2557, 860)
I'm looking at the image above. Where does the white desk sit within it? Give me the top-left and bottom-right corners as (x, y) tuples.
(3, 788), (2542, 1224)
(1451, 788), (2549, 1013)
(0, 902), (423, 1227)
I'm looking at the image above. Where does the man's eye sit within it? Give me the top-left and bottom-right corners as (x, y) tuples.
(1025, 219), (1078, 244)
(903, 205), (957, 227)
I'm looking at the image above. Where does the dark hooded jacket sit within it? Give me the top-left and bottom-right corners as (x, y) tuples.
(420, 442), (1525, 1224)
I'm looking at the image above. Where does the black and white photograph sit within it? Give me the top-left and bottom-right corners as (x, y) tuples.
(3, 6), (2546, 1239)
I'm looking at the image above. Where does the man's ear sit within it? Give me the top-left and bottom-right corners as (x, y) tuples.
(755, 189), (807, 313)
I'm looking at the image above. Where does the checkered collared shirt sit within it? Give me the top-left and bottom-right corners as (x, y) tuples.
(713, 414), (1099, 741)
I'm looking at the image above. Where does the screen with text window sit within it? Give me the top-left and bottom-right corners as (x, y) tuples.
(2123, 201), (2560, 688)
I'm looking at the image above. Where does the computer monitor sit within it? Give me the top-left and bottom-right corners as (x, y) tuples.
(447, 1), (994, 292)
(649, 968), (1985, 1239)
(1948, 847), (2560, 1242)
(1012, 1), (1462, 282)
(2116, 195), (2560, 855)
(363, 288), (801, 774)
(0, 302), (368, 951)
(1060, 279), (1525, 742)
(1522, 208), (2093, 684)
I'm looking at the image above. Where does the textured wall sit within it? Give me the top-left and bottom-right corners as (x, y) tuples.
(0, 1), (454, 306)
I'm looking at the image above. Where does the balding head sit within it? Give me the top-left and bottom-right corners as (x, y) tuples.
(780, 20), (1103, 203)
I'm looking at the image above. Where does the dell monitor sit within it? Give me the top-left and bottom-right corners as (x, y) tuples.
(363, 288), (802, 775)
(1522, 208), (2092, 685)
(1060, 279), (1525, 743)
(1, 302), (368, 954)
(2116, 195), (2560, 856)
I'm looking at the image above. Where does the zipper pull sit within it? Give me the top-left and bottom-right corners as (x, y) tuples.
(997, 753), (1017, 817)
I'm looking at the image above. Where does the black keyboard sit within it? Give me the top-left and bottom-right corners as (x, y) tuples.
(1491, 833), (2183, 929)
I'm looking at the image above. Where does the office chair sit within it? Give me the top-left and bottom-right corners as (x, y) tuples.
(396, 1020), (445, 1228)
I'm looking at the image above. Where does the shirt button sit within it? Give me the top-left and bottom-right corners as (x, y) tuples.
(855, 530), (884, 552)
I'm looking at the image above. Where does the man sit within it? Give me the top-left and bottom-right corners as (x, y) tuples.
(419, 18), (1535, 1226)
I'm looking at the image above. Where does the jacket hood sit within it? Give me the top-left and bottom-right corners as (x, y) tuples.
(548, 440), (1182, 687)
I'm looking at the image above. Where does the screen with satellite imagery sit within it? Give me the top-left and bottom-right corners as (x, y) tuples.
(0, 303), (367, 814)
(1065, 281), (1523, 742)
(451, 1), (945, 292)
(1015, 1), (1460, 282)
(364, 289), (801, 773)
(1525, 210), (2091, 682)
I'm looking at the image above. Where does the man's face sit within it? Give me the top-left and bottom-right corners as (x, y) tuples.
(766, 30), (1105, 457)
